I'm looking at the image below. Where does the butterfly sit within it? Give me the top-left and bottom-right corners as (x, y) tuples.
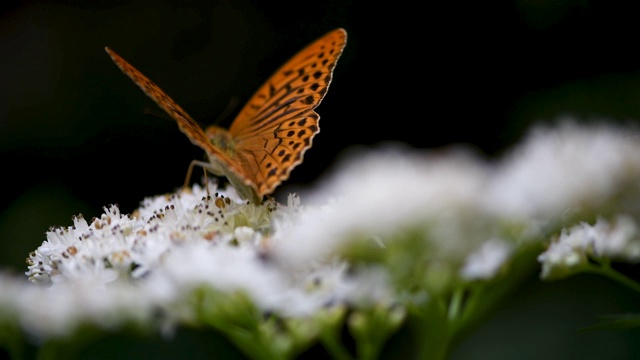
(105, 28), (347, 204)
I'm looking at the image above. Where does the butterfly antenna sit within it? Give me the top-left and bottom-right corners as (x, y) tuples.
(212, 96), (240, 126)
(143, 106), (171, 121)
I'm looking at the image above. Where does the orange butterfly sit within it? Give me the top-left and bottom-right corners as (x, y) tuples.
(106, 28), (347, 204)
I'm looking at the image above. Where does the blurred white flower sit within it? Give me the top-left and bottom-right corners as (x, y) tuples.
(460, 238), (513, 280)
(270, 144), (494, 267)
(539, 214), (640, 279)
(270, 119), (640, 286)
(488, 119), (640, 221)
(592, 214), (640, 259)
(0, 272), (158, 340)
(538, 225), (591, 280)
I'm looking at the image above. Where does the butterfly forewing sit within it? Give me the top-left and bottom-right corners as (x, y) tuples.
(227, 28), (347, 196)
(105, 47), (243, 176)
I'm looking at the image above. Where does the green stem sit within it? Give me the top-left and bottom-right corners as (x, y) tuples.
(408, 298), (450, 360)
(224, 329), (284, 360)
(454, 285), (484, 328)
(583, 262), (640, 294)
(447, 289), (464, 321)
(448, 244), (542, 349)
(320, 332), (354, 360)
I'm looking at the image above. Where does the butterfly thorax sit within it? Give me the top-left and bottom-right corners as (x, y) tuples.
(202, 125), (239, 177)
(205, 126), (237, 153)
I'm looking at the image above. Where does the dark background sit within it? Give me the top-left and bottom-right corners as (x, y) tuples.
(3, 1), (640, 359)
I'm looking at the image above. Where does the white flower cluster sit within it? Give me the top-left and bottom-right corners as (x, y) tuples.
(271, 120), (640, 282)
(2, 118), (640, 343)
(488, 119), (640, 221)
(14, 183), (391, 340)
(538, 214), (640, 279)
(26, 184), (258, 285)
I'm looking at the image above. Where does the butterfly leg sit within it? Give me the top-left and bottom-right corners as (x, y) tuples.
(183, 159), (215, 189)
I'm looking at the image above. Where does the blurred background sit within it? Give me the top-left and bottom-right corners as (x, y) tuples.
(2, 0), (640, 358)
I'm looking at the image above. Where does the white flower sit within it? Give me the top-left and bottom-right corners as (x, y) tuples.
(592, 214), (640, 259)
(460, 238), (513, 280)
(147, 241), (290, 313)
(270, 144), (494, 267)
(271, 120), (640, 284)
(0, 272), (158, 340)
(15, 178), (399, 339)
(25, 181), (275, 286)
(538, 214), (640, 279)
(488, 119), (640, 221)
(18, 180), (289, 338)
(26, 206), (140, 285)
